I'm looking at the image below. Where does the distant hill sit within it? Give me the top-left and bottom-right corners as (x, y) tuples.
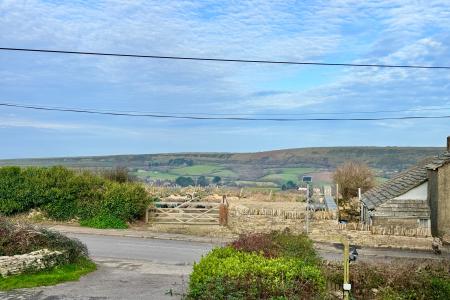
(0, 147), (444, 188)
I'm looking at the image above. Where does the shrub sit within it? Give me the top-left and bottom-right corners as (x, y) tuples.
(0, 218), (87, 262)
(0, 166), (26, 215)
(0, 166), (152, 228)
(230, 231), (320, 265)
(100, 182), (150, 222)
(79, 214), (128, 229)
(99, 166), (134, 183)
(188, 247), (325, 300)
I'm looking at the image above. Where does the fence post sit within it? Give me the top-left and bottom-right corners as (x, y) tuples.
(219, 195), (229, 226)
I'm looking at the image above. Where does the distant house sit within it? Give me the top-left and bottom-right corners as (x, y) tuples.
(361, 137), (450, 242)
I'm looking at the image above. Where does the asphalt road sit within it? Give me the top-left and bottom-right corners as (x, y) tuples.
(0, 234), (213, 300)
(0, 233), (446, 300)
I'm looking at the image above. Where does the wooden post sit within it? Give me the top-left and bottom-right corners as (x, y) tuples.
(305, 184), (310, 234)
(145, 207), (149, 224)
(358, 187), (363, 223)
(342, 237), (350, 300)
(336, 183), (340, 221)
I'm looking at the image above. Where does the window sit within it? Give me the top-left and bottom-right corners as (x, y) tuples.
(418, 219), (429, 228)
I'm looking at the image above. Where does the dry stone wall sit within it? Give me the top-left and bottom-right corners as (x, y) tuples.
(0, 249), (66, 277)
(228, 204), (306, 234)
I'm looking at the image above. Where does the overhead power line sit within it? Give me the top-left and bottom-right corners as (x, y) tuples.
(6, 101), (450, 117)
(1, 47), (450, 70)
(1, 102), (450, 122)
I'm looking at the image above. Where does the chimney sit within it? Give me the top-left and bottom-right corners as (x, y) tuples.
(448, 136), (450, 152)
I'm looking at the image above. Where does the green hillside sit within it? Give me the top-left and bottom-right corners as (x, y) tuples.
(0, 147), (444, 188)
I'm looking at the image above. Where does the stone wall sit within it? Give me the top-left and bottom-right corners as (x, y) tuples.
(438, 163), (450, 243)
(0, 249), (66, 277)
(228, 204), (306, 234)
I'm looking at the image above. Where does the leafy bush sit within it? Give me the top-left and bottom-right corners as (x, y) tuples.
(0, 218), (87, 262)
(230, 231), (320, 265)
(175, 176), (195, 187)
(0, 166), (152, 228)
(188, 247), (325, 300)
(99, 166), (134, 183)
(101, 182), (149, 222)
(79, 214), (128, 229)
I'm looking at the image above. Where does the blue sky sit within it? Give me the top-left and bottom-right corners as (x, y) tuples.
(1, 0), (450, 158)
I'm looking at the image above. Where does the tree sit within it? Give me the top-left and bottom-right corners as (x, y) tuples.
(281, 180), (298, 190)
(333, 161), (375, 200)
(175, 176), (195, 187)
(196, 176), (209, 187)
(212, 176), (221, 185)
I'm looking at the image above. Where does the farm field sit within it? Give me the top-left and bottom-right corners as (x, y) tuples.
(0, 146), (444, 188)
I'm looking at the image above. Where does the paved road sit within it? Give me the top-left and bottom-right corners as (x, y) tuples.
(1, 233), (445, 300)
(0, 234), (214, 300)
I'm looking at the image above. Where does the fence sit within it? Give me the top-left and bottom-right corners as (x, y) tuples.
(146, 196), (228, 225)
(232, 206), (305, 219)
(337, 222), (431, 237)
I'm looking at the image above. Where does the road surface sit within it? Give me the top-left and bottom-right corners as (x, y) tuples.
(0, 233), (445, 300)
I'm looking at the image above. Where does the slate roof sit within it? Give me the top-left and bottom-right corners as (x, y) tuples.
(425, 152), (450, 170)
(362, 151), (450, 210)
(361, 164), (428, 210)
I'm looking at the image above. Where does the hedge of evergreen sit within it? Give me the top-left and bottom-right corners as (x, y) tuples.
(0, 166), (152, 228)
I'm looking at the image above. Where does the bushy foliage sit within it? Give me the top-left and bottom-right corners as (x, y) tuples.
(188, 247), (325, 300)
(333, 161), (375, 200)
(230, 231), (320, 265)
(175, 176), (195, 187)
(189, 232), (324, 299)
(196, 176), (209, 187)
(323, 259), (450, 300)
(99, 166), (134, 183)
(0, 218), (87, 262)
(0, 166), (152, 228)
(79, 214), (127, 229)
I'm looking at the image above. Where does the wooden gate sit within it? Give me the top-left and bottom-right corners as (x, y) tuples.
(146, 198), (224, 225)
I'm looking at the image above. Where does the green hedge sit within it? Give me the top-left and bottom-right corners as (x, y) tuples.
(188, 247), (325, 299)
(0, 166), (152, 228)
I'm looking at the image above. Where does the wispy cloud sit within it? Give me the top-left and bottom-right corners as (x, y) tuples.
(1, 1), (450, 157)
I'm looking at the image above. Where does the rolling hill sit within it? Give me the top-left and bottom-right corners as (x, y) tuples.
(0, 147), (444, 188)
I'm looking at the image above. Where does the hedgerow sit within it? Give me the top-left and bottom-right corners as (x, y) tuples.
(0, 166), (152, 228)
(188, 232), (325, 300)
(188, 247), (325, 300)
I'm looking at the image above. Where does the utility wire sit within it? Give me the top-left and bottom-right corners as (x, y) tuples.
(1, 102), (450, 122)
(4, 101), (450, 116)
(1, 47), (450, 70)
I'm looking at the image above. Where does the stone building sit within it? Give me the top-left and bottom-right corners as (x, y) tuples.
(361, 137), (450, 241)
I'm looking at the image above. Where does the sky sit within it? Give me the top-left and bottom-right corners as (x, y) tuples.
(1, 0), (450, 159)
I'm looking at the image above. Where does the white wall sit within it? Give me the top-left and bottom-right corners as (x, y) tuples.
(394, 181), (428, 200)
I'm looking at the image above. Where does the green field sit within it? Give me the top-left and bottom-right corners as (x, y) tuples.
(170, 164), (222, 175)
(131, 170), (178, 181)
(260, 167), (316, 184)
(1, 146), (443, 188)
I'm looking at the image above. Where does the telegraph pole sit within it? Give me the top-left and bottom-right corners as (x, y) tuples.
(336, 183), (340, 221)
(305, 184), (310, 234)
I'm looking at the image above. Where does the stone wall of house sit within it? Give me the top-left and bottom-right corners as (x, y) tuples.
(438, 163), (450, 243)
(0, 249), (66, 277)
(372, 217), (425, 229)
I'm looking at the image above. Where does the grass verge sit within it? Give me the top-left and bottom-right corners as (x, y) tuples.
(0, 257), (96, 291)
